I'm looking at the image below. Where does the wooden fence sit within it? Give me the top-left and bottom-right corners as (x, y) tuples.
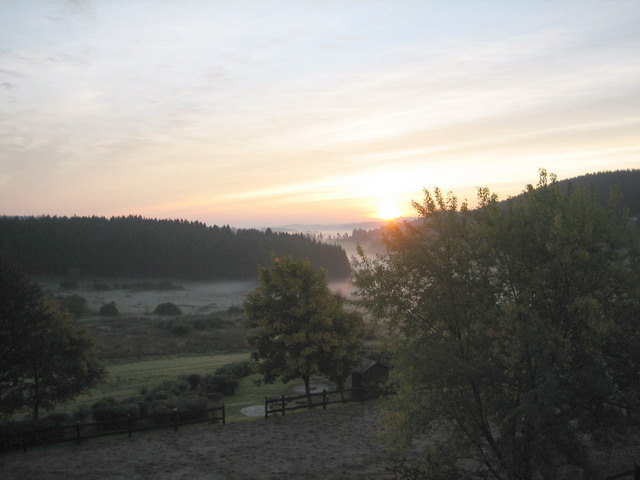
(264, 386), (390, 418)
(604, 464), (640, 480)
(1, 405), (225, 452)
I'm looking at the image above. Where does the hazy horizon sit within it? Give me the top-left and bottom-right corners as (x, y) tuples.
(2, 1), (639, 228)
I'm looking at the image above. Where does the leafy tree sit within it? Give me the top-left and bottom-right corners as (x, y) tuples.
(245, 255), (363, 402)
(353, 171), (640, 479)
(0, 255), (106, 420)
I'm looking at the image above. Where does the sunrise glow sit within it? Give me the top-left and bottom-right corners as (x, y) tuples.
(377, 207), (401, 221)
(1, 1), (638, 227)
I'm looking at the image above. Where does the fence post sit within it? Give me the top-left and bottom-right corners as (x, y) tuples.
(634, 463), (640, 480)
(222, 404), (226, 425)
(323, 389), (327, 410)
(281, 395), (286, 416)
(264, 397), (269, 419)
(127, 415), (132, 438)
(76, 422), (82, 445)
(172, 408), (178, 431)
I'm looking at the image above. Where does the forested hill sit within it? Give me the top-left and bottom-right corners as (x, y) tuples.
(532, 169), (640, 216)
(0, 216), (352, 280)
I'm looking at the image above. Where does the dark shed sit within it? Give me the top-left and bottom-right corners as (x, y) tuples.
(351, 358), (389, 389)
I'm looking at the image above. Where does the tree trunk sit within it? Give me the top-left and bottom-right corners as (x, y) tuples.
(303, 374), (312, 406)
(33, 374), (40, 421)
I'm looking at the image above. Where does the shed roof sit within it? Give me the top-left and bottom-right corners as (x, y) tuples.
(352, 358), (389, 374)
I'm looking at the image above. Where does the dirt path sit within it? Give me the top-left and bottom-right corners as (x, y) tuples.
(1, 404), (396, 480)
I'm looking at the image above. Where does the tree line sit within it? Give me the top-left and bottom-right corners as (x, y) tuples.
(0, 215), (352, 280)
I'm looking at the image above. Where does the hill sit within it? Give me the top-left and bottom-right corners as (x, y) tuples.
(517, 169), (640, 216)
(0, 215), (352, 281)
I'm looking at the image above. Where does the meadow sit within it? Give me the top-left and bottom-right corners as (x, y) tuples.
(39, 276), (348, 423)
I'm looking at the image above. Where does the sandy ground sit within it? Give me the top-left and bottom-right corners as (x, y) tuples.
(0, 404), (397, 480)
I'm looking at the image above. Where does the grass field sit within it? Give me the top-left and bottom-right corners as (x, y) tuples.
(59, 352), (251, 411)
(53, 352), (330, 422)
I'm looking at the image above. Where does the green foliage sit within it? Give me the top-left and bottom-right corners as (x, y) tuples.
(99, 301), (119, 316)
(170, 321), (193, 336)
(56, 294), (87, 318)
(92, 398), (140, 426)
(203, 375), (238, 395)
(154, 302), (182, 316)
(59, 279), (79, 289)
(245, 255), (364, 398)
(354, 171), (640, 479)
(214, 359), (253, 379)
(0, 255), (107, 420)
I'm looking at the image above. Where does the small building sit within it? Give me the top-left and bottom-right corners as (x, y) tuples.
(351, 358), (389, 390)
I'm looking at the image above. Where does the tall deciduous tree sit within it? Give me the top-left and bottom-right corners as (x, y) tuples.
(353, 171), (640, 479)
(245, 255), (363, 402)
(0, 255), (106, 420)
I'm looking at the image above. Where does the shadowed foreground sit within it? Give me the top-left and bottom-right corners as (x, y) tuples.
(1, 404), (394, 480)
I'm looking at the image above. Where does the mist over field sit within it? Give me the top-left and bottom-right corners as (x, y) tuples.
(43, 276), (359, 316)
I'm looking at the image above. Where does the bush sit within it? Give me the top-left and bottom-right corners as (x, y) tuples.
(59, 279), (78, 289)
(151, 379), (190, 397)
(154, 302), (182, 316)
(174, 394), (209, 421)
(214, 360), (253, 379)
(170, 321), (193, 336)
(0, 420), (30, 451)
(186, 374), (202, 391)
(149, 404), (173, 424)
(227, 305), (243, 314)
(92, 398), (140, 427)
(204, 375), (239, 395)
(92, 280), (111, 291)
(99, 301), (119, 316)
(57, 294), (87, 318)
(39, 413), (75, 428)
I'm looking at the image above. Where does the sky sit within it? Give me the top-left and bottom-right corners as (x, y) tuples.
(1, 0), (639, 228)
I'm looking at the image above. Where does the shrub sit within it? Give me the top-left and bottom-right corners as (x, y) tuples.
(92, 280), (111, 291)
(214, 360), (253, 379)
(39, 413), (75, 428)
(0, 420), (30, 451)
(227, 305), (243, 314)
(99, 301), (119, 316)
(59, 279), (78, 289)
(149, 404), (173, 424)
(152, 379), (190, 397)
(174, 394), (209, 421)
(57, 294), (87, 318)
(192, 316), (235, 329)
(154, 302), (182, 316)
(186, 374), (202, 391)
(92, 398), (140, 427)
(170, 321), (193, 336)
(204, 375), (239, 395)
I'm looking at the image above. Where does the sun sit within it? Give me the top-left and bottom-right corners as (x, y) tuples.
(376, 202), (402, 221)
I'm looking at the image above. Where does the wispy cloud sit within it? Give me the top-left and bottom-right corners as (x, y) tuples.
(1, 0), (638, 225)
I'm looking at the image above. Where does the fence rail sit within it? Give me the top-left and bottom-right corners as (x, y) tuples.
(1, 405), (225, 452)
(264, 386), (391, 418)
(604, 464), (640, 480)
